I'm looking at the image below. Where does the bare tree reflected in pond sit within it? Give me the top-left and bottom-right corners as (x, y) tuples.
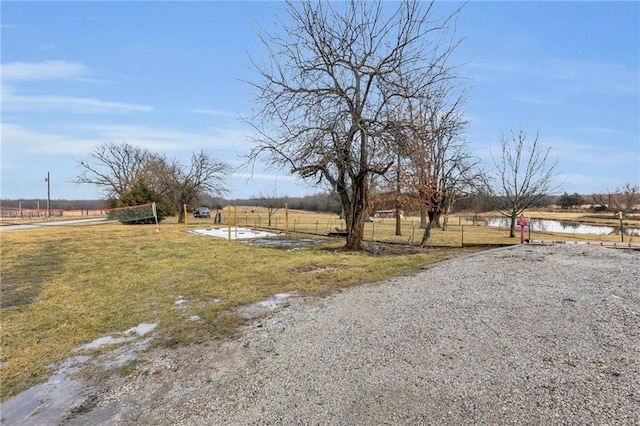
(486, 218), (640, 237)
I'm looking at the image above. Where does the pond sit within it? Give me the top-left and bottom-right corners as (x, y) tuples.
(486, 218), (640, 237)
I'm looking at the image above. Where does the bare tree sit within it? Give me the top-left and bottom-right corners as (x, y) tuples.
(169, 150), (230, 223)
(74, 142), (152, 199)
(255, 189), (286, 227)
(75, 143), (229, 222)
(396, 86), (477, 246)
(592, 183), (639, 216)
(246, 0), (463, 250)
(482, 128), (560, 237)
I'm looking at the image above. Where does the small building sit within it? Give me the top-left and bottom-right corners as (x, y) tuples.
(373, 210), (404, 219)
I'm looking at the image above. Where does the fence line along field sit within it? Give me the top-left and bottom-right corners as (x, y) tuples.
(1, 207), (638, 401)
(204, 206), (639, 246)
(0, 205), (108, 225)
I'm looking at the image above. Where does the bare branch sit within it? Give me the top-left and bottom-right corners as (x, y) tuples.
(245, 0), (465, 250)
(482, 128), (561, 237)
(74, 142), (229, 222)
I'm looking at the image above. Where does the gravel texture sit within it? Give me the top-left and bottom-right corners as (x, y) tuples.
(60, 244), (640, 424)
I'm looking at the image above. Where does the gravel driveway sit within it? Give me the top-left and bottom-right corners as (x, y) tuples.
(48, 244), (640, 424)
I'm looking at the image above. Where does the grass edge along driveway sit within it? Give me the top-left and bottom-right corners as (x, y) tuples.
(0, 221), (481, 400)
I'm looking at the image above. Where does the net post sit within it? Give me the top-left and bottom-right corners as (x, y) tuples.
(234, 204), (238, 239)
(183, 204), (188, 227)
(227, 204), (231, 241)
(153, 202), (160, 233)
(285, 203), (289, 233)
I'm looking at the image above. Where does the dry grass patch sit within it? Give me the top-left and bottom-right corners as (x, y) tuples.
(4, 207), (627, 400)
(0, 220), (476, 400)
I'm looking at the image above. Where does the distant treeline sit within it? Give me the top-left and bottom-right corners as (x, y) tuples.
(0, 194), (343, 214)
(1, 192), (622, 215)
(231, 193), (568, 214)
(232, 193), (343, 214)
(0, 199), (109, 210)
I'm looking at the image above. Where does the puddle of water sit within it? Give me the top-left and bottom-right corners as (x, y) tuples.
(189, 227), (281, 240)
(76, 336), (135, 351)
(0, 373), (85, 425)
(0, 356), (90, 425)
(1, 324), (158, 425)
(76, 323), (158, 351)
(486, 218), (640, 236)
(124, 322), (157, 336)
(248, 238), (323, 249)
(236, 292), (298, 319)
(97, 337), (154, 371)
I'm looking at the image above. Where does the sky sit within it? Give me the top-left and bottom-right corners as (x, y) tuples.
(1, 1), (638, 201)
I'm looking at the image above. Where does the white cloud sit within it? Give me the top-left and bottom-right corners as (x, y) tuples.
(83, 124), (250, 153)
(548, 59), (639, 96)
(1, 60), (136, 114)
(2, 89), (153, 114)
(557, 172), (627, 195)
(0, 121), (313, 199)
(38, 43), (58, 51)
(575, 126), (627, 137)
(468, 57), (638, 97)
(547, 137), (637, 166)
(1, 60), (89, 81)
(1, 121), (251, 158)
(232, 172), (299, 182)
(468, 60), (526, 74)
(1, 122), (103, 156)
(228, 172), (317, 199)
(190, 108), (238, 119)
(0, 23), (22, 30)
(511, 94), (564, 105)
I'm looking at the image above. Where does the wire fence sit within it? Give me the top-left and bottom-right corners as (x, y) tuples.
(0, 206), (108, 224)
(5, 203), (636, 247)
(208, 207), (637, 247)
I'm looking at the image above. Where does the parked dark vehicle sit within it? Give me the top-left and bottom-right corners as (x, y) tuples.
(193, 207), (211, 218)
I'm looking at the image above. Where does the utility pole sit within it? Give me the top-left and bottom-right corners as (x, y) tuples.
(46, 172), (51, 218)
(395, 149), (402, 236)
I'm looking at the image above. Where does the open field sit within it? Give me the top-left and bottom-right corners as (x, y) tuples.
(1, 208), (638, 401)
(1, 217), (476, 400)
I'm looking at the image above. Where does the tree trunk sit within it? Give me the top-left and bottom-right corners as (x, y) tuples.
(176, 201), (186, 223)
(346, 213), (366, 250)
(343, 175), (367, 251)
(509, 213), (517, 238)
(434, 215), (441, 228)
(420, 209), (428, 229)
(345, 198), (367, 250)
(395, 208), (402, 236)
(420, 211), (437, 247)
